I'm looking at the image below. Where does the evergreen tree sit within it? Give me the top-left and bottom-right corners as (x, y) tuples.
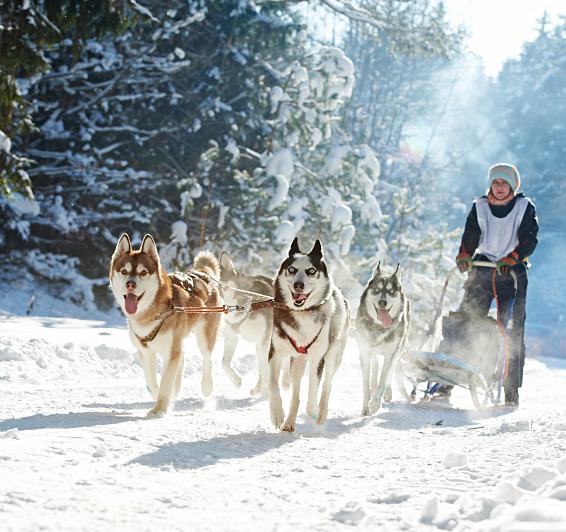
(0, 0), (126, 198)
(494, 14), (566, 230)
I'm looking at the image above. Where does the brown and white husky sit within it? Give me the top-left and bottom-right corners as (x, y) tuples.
(109, 233), (222, 417)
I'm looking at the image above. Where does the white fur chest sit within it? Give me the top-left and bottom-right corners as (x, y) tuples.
(278, 304), (333, 357)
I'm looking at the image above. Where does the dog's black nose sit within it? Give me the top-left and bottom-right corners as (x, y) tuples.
(378, 299), (387, 309)
(294, 281), (304, 291)
(126, 280), (137, 291)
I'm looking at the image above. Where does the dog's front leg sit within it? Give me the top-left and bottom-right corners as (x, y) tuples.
(281, 356), (306, 432)
(268, 345), (285, 429)
(317, 354), (338, 425)
(306, 358), (323, 419)
(368, 353), (394, 414)
(251, 336), (270, 397)
(173, 352), (185, 398)
(148, 345), (182, 417)
(359, 352), (371, 416)
(222, 326), (242, 389)
(136, 347), (158, 400)
(195, 321), (215, 397)
(280, 356), (291, 391)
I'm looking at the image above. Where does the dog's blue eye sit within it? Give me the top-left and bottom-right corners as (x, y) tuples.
(288, 267), (297, 274)
(306, 268), (316, 275)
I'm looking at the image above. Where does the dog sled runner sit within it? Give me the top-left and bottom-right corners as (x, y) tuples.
(397, 261), (518, 410)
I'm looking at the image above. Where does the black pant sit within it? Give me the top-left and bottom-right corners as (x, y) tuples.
(459, 264), (528, 389)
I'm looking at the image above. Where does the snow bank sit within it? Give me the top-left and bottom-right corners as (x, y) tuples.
(0, 336), (137, 384)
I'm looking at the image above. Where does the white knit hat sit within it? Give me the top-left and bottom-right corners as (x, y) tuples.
(487, 163), (521, 191)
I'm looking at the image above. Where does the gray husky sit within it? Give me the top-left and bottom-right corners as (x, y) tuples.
(356, 263), (410, 415)
(219, 252), (287, 396)
(268, 238), (350, 432)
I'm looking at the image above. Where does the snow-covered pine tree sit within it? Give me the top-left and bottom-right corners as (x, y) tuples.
(0, 1), (314, 307)
(0, 0), (126, 200)
(338, 0), (464, 332)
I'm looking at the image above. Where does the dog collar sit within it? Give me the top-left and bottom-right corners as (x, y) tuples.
(281, 324), (324, 355)
(131, 301), (176, 348)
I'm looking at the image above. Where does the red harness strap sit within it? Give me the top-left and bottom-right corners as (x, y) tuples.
(282, 325), (324, 355)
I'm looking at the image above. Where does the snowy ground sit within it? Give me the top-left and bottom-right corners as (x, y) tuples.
(1, 310), (566, 531)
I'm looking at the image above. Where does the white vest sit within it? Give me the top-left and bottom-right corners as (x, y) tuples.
(475, 197), (529, 262)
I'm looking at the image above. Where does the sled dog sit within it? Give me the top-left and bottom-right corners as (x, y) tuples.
(109, 233), (222, 416)
(268, 238), (349, 432)
(219, 252), (283, 395)
(356, 263), (410, 415)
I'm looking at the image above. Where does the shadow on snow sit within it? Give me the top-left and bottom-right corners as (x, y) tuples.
(129, 415), (371, 470)
(0, 411), (140, 432)
(83, 395), (262, 412)
(373, 400), (511, 431)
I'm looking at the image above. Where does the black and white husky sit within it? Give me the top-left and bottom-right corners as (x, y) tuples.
(268, 238), (350, 432)
(356, 263), (410, 415)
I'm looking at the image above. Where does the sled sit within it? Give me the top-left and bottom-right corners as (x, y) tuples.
(397, 261), (517, 410)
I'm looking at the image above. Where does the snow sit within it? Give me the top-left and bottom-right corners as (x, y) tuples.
(274, 219), (295, 244)
(323, 145), (349, 176)
(340, 224), (356, 256)
(1, 310), (566, 531)
(4, 192), (40, 217)
(0, 128), (11, 153)
(331, 201), (353, 231)
(265, 148), (294, 179)
(357, 144), (381, 180)
(443, 451), (468, 468)
(267, 174), (289, 211)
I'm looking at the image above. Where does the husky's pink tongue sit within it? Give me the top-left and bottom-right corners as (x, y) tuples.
(293, 293), (308, 303)
(377, 308), (393, 328)
(125, 293), (138, 315)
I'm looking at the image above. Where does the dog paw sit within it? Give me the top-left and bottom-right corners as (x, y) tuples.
(251, 383), (268, 397)
(316, 407), (328, 425)
(368, 398), (381, 415)
(280, 420), (296, 432)
(270, 404), (285, 429)
(306, 405), (318, 420)
(227, 372), (242, 389)
(361, 406), (370, 416)
(201, 378), (213, 397)
(146, 404), (167, 418)
(384, 386), (393, 403)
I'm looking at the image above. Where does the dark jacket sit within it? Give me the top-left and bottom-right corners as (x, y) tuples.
(459, 193), (539, 262)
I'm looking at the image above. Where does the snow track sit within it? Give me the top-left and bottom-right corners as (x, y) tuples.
(1, 316), (566, 531)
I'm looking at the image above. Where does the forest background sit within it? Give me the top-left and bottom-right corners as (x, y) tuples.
(1, 0), (564, 356)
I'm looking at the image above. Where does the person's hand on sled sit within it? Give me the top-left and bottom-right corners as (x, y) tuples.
(456, 251), (472, 273)
(496, 251), (519, 275)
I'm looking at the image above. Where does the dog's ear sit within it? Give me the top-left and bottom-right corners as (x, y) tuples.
(308, 239), (323, 261)
(373, 261), (381, 278)
(113, 234), (131, 257)
(219, 251), (237, 276)
(392, 263), (401, 278)
(219, 251), (232, 270)
(288, 237), (301, 257)
(141, 234), (159, 261)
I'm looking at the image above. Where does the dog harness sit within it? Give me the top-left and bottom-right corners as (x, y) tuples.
(281, 324), (324, 355)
